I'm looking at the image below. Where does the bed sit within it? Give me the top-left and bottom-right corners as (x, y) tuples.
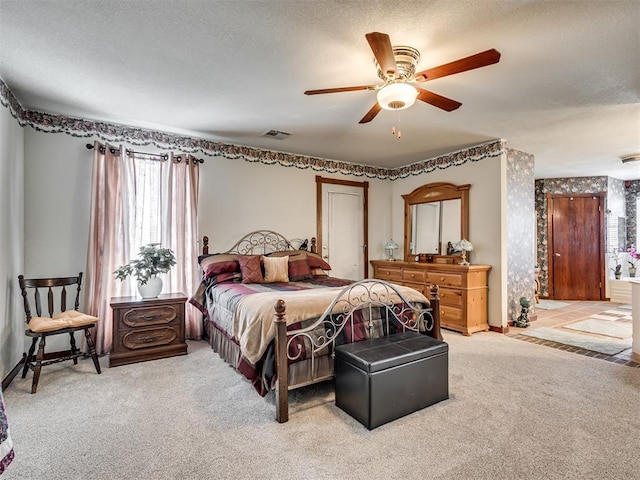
(190, 230), (441, 422)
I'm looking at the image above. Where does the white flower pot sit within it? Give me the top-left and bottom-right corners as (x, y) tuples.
(137, 275), (163, 299)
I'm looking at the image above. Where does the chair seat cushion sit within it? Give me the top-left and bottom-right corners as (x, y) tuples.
(28, 310), (99, 333)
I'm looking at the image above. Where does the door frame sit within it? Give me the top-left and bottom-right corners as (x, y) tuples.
(546, 192), (605, 300)
(315, 176), (369, 278)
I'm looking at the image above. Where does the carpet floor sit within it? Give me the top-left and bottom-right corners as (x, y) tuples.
(2, 333), (640, 480)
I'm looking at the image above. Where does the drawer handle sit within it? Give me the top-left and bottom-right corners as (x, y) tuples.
(139, 335), (162, 343)
(440, 277), (445, 282)
(140, 314), (161, 321)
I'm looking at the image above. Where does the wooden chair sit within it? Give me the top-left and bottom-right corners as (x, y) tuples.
(19, 272), (101, 394)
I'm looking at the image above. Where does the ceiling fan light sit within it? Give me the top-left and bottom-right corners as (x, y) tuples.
(377, 83), (418, 111)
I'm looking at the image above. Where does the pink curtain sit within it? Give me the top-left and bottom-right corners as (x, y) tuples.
(84, 143), (201, 354)
(165, 153), (201, 339)
(84, 142), (134, 355)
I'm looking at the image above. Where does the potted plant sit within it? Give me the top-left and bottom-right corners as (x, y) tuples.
(627, 246), (639, 277)
(114, 243), (177, 298)
(609, 248), (622, 279)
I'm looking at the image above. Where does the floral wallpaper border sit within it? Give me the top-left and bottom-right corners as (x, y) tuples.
(1, 77), (504, 180)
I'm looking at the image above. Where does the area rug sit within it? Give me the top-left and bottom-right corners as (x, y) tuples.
(520, 327), (630, 355)
(535, 300), (570, 310)
(563, 319), (632, 339)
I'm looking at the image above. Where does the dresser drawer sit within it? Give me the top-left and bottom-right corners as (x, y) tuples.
(402, 268), (426, 283)
(375, 266), (402, 282)
(427, 272), (463, 287)
(120, 326), (179, 350)
(439, 305), (464, 325)
(120, 304), (179, 328)
(438, 287), (463, 307)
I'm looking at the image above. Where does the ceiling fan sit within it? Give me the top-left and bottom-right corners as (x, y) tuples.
(304, 32), (501, 124)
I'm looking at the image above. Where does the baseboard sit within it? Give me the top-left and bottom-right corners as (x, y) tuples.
(489, 325), (510, 334)
(2, 355), (25, 391)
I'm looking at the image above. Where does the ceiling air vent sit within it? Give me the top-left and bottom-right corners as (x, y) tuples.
(262, 129), (291, 140)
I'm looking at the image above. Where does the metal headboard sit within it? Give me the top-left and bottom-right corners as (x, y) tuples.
(225, 230), (293, 255)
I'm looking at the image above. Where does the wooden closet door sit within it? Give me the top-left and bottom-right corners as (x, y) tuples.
(548, 194), (604, 300)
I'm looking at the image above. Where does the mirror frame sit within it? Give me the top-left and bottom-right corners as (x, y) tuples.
(402, 182), (470, 262)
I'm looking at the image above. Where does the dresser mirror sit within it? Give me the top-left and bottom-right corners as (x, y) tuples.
(402, 182), (470, 262)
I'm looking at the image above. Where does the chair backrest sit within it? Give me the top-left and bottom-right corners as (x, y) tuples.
(18, 272), (83, 322)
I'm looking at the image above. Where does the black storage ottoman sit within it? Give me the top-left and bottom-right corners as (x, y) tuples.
(334, 331), (448, 430)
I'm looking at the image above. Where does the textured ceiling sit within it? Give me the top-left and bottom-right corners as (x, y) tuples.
(0, 0), (638, 179)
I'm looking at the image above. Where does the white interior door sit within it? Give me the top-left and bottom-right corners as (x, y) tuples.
(322, 184), (364, 280)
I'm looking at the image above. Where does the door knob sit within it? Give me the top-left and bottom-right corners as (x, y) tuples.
(554, 253), (561, 257)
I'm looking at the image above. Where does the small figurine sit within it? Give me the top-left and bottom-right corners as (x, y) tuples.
(299, 239), (308, 251)
(514, 296), (531, 328)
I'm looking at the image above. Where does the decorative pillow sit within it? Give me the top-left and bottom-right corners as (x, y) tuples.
(263, 255), (289, 283)
(238, 255), (264, 284)
(310, 267), (328, 276)
(287, 251), (313, 281)
(306, 251), (332, 271)
(199, 253), (240, 279)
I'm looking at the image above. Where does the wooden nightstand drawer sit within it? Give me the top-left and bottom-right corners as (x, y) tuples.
(375, 266), (402, 282)
(120, 326), (178, 349)
(427, 272), (463, 287)
(438, 287), (463, 307)
(402, 268), (426, 283)
(110, 292), (187, 367)
(120, 304), (179, 328)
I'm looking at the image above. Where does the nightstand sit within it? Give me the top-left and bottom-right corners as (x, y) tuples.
(109, 292), (188, 367)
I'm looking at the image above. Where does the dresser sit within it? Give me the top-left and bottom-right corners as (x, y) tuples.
(109, 292), (188, 367)
(371, 260), (491, 335)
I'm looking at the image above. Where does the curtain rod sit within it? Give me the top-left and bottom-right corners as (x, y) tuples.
(85, 143), (204, 164)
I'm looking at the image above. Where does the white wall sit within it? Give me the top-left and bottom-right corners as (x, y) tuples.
(390, 155), (506, 327)
(197, 155), (392, 270)
(0, 105), (24, 378)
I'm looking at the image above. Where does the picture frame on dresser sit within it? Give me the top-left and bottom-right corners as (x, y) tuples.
(109, 292), (188, 367)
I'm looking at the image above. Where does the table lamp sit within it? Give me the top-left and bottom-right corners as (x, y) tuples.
(456, 239), (473, 265)
(384, 239), (399, 261)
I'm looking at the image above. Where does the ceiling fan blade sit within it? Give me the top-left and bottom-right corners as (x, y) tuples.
(416, 87), (462, 111)
(359, 103), (382, 124)
(304, 85), (377, 95)
(413, 48), (501, 82)
(365, 32), (397, 78)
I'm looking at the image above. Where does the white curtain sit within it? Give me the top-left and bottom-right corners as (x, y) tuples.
(84, 143), (201, 355)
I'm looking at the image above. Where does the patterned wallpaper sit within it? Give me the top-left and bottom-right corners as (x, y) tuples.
(0, 77), (504, 181)
(625, 180), (640, 248)
(534, 177), (609, 297)
(506, 148), (535, 322)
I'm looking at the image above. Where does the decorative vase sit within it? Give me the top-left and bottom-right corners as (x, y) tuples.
(630, 267), (636, 278)
(137, 275), (163, 299)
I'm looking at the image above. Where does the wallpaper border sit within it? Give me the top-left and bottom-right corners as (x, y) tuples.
(1, 77), (505, 180)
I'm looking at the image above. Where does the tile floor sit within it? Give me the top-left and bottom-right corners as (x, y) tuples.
(509, 300), (639, 368)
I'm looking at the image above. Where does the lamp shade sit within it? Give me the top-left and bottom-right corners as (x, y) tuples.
(456, 239), (473, 251)
(384, 239), (398, 250)
(377, 83), (418, 111)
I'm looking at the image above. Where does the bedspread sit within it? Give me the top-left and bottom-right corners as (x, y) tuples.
(236, 282), (429, 364)
(0, 389), (14, 475)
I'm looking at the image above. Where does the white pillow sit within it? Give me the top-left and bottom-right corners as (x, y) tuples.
(262, 255), (289, 283)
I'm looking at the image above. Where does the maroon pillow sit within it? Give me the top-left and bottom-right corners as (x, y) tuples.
(238, 255), (264, 283)
(288, 252), (313, 281)
(306, 251), (332, 271)
(200, 254), (240, 279)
